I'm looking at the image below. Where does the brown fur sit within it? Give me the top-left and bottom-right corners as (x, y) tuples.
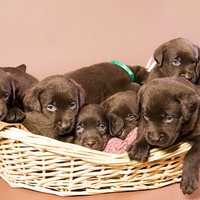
(147, 38), (200, 84)
(23, 75), (85, 136)
(101, 90), (140, 140)
(0, 64), (38, 122)
(65, 62), (148, 104)
(126, 77), (200, 195)
(22, 111), (74, 143)
(74, 104), (111, 151)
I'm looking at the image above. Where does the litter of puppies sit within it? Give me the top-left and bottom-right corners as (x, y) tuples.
(1, 37), (200, 195)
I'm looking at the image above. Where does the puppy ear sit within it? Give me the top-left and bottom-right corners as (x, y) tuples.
(23, 87), (41, 112)
(108, 113), (124, 137)
(154, 46), (165, 67)
(195, 45), (200, 84)
(16, 64), (27, 72)
(176, 93), (199, 122)
(76, 82), (86, 108)
(154, 42), (170, 67)
(101, 98), (111, 111)
(8, 74), (20, 105)
(137, 84), (147, 109)
(63, 77), (86, 108)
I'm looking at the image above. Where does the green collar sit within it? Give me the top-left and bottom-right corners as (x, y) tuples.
(110, 61), (135, 82)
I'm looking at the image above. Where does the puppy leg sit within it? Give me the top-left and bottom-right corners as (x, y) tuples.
(126, 119), (151, 162)
(180, 137), (200, 195)
(126, 134), (151, 162)
(6, 106), (25, 122)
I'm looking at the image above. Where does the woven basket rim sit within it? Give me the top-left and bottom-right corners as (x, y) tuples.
(0, 127), (191, 163)
(0, 126), (191, 196)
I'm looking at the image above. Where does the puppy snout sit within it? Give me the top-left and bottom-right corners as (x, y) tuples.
(57, 120), (72, 134)
(149, 132), (164, 144)
(181, 72), (193, 80)
(85, 139), (96, 149)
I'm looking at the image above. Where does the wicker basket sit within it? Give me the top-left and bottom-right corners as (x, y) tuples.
(0, 122), (191, 197)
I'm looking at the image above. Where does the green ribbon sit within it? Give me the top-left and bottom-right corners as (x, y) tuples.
(110, 61), (135, 82)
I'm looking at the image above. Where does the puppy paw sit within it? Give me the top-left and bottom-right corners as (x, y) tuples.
(6, 107), (26, 123)
(180, 174), (199, 195)
(126, 142), (150, 162)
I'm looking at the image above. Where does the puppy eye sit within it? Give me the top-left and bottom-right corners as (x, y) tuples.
(126, 113), (135, 122)
(164, 116), (174, 123)
(70, 101), (77, 109)
(172, 59), (181, 66)
(98, 124), (106, 131)
(76, 125), (84, 133)
(2, 93), (10, 101)
(46, 104), (57, 112)
(143, 113), (149, 121)
(191, 59), (197, 64)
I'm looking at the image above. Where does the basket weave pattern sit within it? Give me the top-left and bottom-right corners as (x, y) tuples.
(0, 124), (191, 196)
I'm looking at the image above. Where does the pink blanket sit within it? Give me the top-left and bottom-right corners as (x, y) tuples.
(103, 127), (138, 154)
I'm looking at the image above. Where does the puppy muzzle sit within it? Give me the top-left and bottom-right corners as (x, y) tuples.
(56, 119), (74, 135)
(82, 137), (105, 150)
(146, 131), (174, 147)
(84, 138), (97, 149)
(180, 72), (195, 82)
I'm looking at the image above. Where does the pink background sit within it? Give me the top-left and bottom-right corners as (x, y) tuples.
(1, 0), (200, 80)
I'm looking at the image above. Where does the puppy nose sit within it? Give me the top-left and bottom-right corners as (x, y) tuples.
(85, 140), (96, 148)
(57, 121), (71, 131)
(150, 132), (164, 143)
(181, 73), (193, 80)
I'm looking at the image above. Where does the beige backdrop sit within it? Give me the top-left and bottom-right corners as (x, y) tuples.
(1, 0), (200, 80)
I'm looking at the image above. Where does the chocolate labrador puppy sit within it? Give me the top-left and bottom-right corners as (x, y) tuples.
(147, 38), (200, 84)
(65, 62), (148, 104)
(22, 111), (74, 143)
(101, 90), (140, 140)
(23, 75), (85, 136)
(74, 104), (112, 151)
(0, 64), (38, 122)
(126, 77), (200, 195)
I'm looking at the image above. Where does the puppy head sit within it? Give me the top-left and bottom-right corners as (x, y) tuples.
(154, 38), (200, 83)
(0, 70), (19, 120)
(101, 90), (139, 140)
(74, 104), (111, 151)
(138, 77), (199, 147)
(23, 75), (85, 135)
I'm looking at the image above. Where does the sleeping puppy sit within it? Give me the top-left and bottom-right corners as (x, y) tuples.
(101, 90), (140, 140)
(22, 111), (74, 143)
(65, 62), (148, 103)
(74, 104), (112, 151)
(23, 75), (85, 136)
(126, 77), (200, 195)
(147, 38), (200, 84)
(1, 64), (38, 99)
(0, 64), (38, 122)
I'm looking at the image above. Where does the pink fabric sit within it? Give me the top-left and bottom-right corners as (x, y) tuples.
(103, 127), (138, 154)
